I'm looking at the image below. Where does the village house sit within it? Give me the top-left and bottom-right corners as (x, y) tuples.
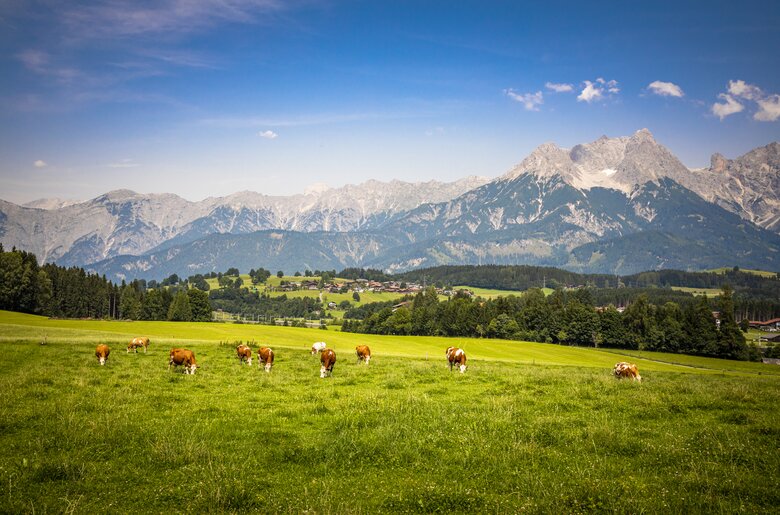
(749, 318), (780, 331)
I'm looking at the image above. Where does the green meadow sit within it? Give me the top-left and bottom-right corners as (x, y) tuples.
(1, 310), (779, 513)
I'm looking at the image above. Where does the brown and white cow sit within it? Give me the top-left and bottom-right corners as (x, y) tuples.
(613, 362), (641, 382)
(311, 341), (327, 355)
(257, 347), (274, 372)
(320, 348), (336, 378)
(446, 346), (467, 373)
(355, 345), (371, 365)
(236, 344), (252, 366)
(95, 344), (110, 365)
(169, 348), (198, 374)
(128, 336), (150, 353)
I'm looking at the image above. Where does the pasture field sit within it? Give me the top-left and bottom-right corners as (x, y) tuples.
(707, 267), (778, 278)
(1, 312), (779, 513)
(671, 286), (723, 297)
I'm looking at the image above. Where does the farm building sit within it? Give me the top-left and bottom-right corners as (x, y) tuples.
(749, 318), (780, 331)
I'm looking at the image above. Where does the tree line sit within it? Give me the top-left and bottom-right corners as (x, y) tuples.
(341, 286), (757, 361)
(0, 245), (211, 321)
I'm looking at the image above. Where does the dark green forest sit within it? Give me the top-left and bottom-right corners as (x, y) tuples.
(341, 286), (758, 361)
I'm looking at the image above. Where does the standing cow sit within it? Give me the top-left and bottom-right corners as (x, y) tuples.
(446, 346), (467, 373)
(311, 341), (327, 355)
(128, 336), (150, 353)
(236, 344), (252, 366)
(257, 347), (274, 372)
(95, 344), (110, 366)
(613, 362), (642, 382)
(355, 345), (371, 365)
(320, 348), (336, 378)
(169, 348), (198, 374)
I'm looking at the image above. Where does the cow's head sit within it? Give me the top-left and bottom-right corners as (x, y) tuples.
(99, 356), (107, 366)
(320, 365), (328, 378)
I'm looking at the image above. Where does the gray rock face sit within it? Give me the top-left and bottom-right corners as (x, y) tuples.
(682, 142), (780, 232)
(0, 176), (489, 265)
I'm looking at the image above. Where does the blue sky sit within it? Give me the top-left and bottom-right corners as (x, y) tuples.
(1, 0), (779, 203)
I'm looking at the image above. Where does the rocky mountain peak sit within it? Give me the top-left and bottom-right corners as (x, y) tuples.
(631, 128), (655, 142)
(710, 153), (729, 173)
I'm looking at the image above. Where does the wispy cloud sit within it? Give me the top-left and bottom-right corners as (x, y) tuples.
(9, 1), (296, 112)
(16, 49), (82, 84)
(577, 78), (619, 103)
(202, 110), (423, 128)
(258, 130), (278, 139)
(545, 82), (573, 93)
(647, 80), (684, 98)
(505, 89), (543, 111)
(712, 80), (780, 121)
(62, 0), (285, 40)
(108, 159), (141, 168)
(34, 160), (47, 168)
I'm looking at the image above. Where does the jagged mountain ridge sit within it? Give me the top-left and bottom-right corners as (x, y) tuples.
(86, 177), (780, 280)
(0, 176), (489, 266)
(2, 129), (779, 278)
(681, 142), (780, 232)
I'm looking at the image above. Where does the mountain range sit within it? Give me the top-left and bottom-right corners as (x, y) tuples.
(1, 129), (778, 280)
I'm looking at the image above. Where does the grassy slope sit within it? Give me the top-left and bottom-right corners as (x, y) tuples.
(707, 267), (778, 278)
(0, 331), (778, 512)
(671, 286), (722, 297)
(3, 310), (773, 376)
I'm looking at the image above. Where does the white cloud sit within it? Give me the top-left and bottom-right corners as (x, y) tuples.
(577, 78), (619, 103)
(728, 79), (762, 101)
(34, 160), (47, 168)
(505, 89), (543, 111)
(712, 80), (780, 122)
(425, 126), (445, 136)
(108, 159), (140, 168)
(545, 82), (573, 93)
(647, 80), (684, 98)
(258, 130), (278, 139)
(577, 81), (602, 103)
(755, 94), (780, 122)
(711, 93), (744, 120)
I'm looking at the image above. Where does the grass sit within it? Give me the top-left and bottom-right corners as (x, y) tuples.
(671, 286), (723, 297)
(453, 285), (521, 299)
(707, 267), (778, 278)
(1, 310), (779, 512)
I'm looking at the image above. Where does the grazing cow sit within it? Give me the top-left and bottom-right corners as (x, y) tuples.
(355, 345), (371, 365)
(613, 362), (642, 382)
(169, 348), (198, 374)
(311, 341), (327, 355)
(446, 346), (467, 373)
(128, 336), (150, 353)
(257, 347), (274, 372)
(320, 348), (336, 378)
(95, 344), (110, 366)
(236, 344), (252, 366)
